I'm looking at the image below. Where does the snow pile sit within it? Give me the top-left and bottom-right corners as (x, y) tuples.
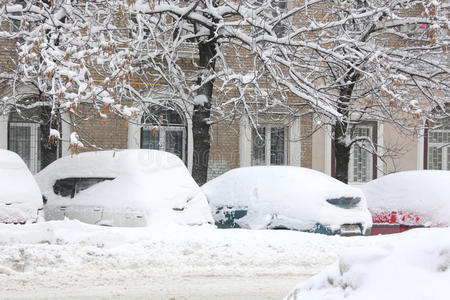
(0, 220), (376, 278)
(202, 166), (372, 232)
(361, 170), (450, 226)
(286, 228), (450, 300)
(35, 150), (213, 227)
(0, 149), (42, 223)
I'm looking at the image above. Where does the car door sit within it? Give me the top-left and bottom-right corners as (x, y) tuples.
(64, 178), (107, 224)
(46, 178), (76, 221)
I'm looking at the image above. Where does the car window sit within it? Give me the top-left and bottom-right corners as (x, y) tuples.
(75, 178), (113, 194)
(53, 178), (77, 198)
(53, 177), (114, 198)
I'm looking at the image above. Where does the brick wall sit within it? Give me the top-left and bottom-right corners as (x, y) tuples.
(68, 105), (129, 152)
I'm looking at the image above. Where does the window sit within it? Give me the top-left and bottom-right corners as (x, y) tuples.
(8, 122), (41, 174)
(8, 109), (43, 174)
(254, 0), (288, 37)
(141, 104), (187, 162)
(400, 23), (428, 35)
(7, 103), (58, 174)
(347, 122), (378, 184)
(253, 126), (287, 165)
(427, 124), (450, 170)
(350, 127), (373, 183)
(53, 178), (114, 198)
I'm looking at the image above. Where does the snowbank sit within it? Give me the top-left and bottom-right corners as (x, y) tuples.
(0, 149), (42, 223)
(202, 166), (372, 233)
(286, 228), (450, 300)
(35, 150), (213, 226)
(0, 220), (375, 276)
(361, 170), (450, 226)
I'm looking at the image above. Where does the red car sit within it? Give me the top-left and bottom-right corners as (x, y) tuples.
(361, 170), (450, 235)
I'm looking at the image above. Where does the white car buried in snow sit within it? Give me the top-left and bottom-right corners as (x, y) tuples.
(0, 149), (43, 224)
(202, 166), (372, 236)
(35, 150), (213, 227)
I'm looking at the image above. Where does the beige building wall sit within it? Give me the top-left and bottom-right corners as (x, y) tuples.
(382, 123), (421, 174)
(311, 126), (328, 175)
(311, 121), (424, 179)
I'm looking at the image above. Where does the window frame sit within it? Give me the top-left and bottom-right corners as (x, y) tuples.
(141, 125), (187, 162)
(424, 123), (450, 170)
(348, 125), (375, 184)
(140, 104), (187, 163)
(252, 125), (288, 166)
(331, 121), (378, 184)
(8, 122), (40, 174)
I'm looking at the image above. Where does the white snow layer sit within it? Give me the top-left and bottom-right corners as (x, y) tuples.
(0, 222), (448, 299)
(286, 227), (450, 300)
(35, 150), (213, 226)
(361, 170), (450, 226)
(202, 166), (372, 231)
(0, 149), (42, 223)
(0, 220), (374, 276)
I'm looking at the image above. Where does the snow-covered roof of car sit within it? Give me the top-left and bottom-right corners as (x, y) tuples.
(35, 150), (213, 226)
(361, 170), (450, 226)
(202, 166), (371, 231)
(0, 149), (42, 223)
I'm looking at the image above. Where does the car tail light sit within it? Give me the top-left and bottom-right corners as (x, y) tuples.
(326, 197), (360, 209)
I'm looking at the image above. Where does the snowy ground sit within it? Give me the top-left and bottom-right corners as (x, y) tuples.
(0, 220), (441, 300)
(287, 227), (450, 300)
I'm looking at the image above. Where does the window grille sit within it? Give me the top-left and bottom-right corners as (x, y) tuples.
(428, 124), (450, 170)
(141, 104), (187, 162)
(350, 126), (373, 183)
(253, 126), (287, 166)
(8, 123), (41, 174)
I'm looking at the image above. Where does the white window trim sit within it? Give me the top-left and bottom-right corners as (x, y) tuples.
(240, 116), (301, 167)
(253, 125), (288, 166)
(141, 125), (187, 163)
(288, 117), (301, 166)
(348, 124), (379, 185)
(127, 101), (193, 173)
(0, 115), (7, 150)
(417, 128), (425, 170)
(239, 116), (252, 167)
(377, 122), (384, 179)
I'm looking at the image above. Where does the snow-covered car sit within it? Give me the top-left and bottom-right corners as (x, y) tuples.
(361, 170), (450, 235)
(35, 149), (213, 227)
(0, 149), (43, 224)
(202, 166), (372, 236)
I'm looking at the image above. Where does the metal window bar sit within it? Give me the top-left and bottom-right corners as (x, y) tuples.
(8, 123), (40, 174)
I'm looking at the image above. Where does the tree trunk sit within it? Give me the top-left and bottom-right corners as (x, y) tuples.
(334, 121), (351, 183)
(39, 105), (58, 171)
(333, 74), (358, 183)
(192, 40), (216, 185)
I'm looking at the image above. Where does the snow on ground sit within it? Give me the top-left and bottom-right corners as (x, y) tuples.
(286, 227), (450, 300)
(0, 220), (380, 299)
(1, 221), (448, 299)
